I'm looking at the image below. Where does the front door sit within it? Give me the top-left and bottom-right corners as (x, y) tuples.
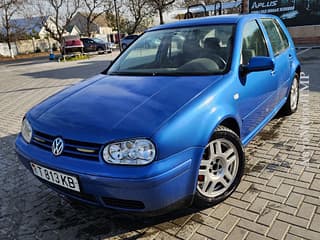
(237, 20), (278, 141)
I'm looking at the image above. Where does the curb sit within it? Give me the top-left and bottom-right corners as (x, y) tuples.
(296, 46), (320, 50)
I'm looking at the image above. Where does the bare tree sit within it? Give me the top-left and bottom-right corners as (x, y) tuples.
(0, 0), (24, 58)
(125, 0), (152, 34)
(104, 0), (129, 35)
(36, 0), (80, 45)
(148, 0), (175, 24)
(104, 11), (125, 33)
(82, 0), (113, 37)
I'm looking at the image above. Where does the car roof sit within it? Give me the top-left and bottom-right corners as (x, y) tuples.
(147, 14), (277, 31)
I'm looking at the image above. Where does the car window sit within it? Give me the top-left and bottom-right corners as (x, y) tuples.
(169, 35), (184, 57)
(123, 36), (161, 67)
(84, 39), (93, 44)
(93, 38), (104, 43)
(241, 20), (269, 65)
(108, 24), (235, 76)
(261, 18), (289, 56)
(277, 26), (289, 49)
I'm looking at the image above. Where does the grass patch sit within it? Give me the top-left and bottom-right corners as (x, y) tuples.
(60, 54), (90, 62)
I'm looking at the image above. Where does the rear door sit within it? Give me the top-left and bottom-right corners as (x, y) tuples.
(260, 18), (291, 102)
(82, 39), (95, 52)
(237, 20), (278, 139)
(81, 39), (89, 51)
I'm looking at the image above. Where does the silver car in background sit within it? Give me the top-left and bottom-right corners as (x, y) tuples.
(120, 35), (139, 50)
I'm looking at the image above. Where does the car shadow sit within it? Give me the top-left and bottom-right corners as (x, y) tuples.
(0, 56), (50, 66)
(21, 60), (111, 80)
(1, 133), (203, 239)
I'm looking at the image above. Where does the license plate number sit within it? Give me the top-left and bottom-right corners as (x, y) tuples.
(30, 162), (80, 192)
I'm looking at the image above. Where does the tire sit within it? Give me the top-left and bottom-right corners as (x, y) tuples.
(194, 126), (245, 208)
(282, 73), (299, 115)
(97, 47), (104, 54)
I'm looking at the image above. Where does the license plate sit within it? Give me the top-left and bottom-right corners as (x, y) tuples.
(30, 162), (80, 192)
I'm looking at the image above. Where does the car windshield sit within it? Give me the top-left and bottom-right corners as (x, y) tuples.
(108, 24), (234, 76)
(93, 38), (105, 43)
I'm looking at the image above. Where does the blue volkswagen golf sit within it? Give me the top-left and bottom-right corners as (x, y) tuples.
(16, 14), (300, 214)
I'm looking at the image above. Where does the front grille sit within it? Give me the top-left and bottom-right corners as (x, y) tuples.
(31, 130), (101, 161)
(102, 197), (145, 209)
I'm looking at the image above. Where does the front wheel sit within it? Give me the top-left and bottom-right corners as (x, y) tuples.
(282, 74), (299, 115)
(194, 126), (245, 207)
(97, 47), (105, 54)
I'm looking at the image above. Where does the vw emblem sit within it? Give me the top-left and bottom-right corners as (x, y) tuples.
(52, 137), (64, 156)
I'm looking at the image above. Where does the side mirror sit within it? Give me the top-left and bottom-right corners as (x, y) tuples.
(240, 56), (274, 76)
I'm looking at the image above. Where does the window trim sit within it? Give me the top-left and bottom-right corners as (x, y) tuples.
(240, 20), (270, 65)
(274, 20), (289, 50)
(261, 18), (289, 57)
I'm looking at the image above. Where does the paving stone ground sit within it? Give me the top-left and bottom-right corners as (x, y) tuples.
(0, 49), (319, 240)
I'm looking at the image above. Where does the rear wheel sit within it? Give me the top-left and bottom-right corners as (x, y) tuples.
(195, 126), (245, 207)
(282, 74), (299, 115)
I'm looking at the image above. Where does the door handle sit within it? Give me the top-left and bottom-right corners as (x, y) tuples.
(271, 70), (276, 76)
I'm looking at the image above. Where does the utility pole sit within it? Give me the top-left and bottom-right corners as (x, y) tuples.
(113, 0), (121, 51)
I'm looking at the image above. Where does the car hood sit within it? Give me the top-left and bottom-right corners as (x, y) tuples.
(29, 74), (222, 143)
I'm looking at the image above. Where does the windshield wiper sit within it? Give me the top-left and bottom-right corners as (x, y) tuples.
(108, 71), (221, 76)
(108, 72), (155, 76)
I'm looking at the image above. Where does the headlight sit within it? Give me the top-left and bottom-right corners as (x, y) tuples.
(21, 118), (32, 143)
(103, 139), (156, 165)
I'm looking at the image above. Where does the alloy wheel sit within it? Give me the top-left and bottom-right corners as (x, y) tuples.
(197, 139), (239, 198)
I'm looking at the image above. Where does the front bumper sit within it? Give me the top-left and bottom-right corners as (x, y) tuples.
(15, 134), (203, 213)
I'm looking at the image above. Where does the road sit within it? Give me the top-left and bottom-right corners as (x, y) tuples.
(0, 49), (320, 240)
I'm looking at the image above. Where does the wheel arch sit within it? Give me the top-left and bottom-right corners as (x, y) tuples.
(286, 64), (301, 98)
(194, 117), (245, 207)
(207, 114), (242, 143)
(295, 65), (301, 78)
(218, 117), (241, 137)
